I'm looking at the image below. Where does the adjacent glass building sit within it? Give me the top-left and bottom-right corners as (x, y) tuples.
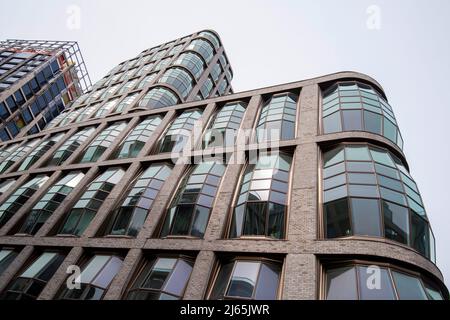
(0, 39), (91, 141)
(0, 30), (446, 300)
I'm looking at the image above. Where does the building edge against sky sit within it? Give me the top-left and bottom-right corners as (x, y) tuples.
(0, 29), (447, 300)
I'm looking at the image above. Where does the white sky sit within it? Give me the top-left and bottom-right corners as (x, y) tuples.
(1, 0), (449, 287)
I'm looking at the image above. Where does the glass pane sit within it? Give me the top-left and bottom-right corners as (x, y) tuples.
(370, 148), (395, 167)
(342, 110), (362, 131)
(80, 255), (110, 284)
(209, 262), (233, 300)
(325, 198), (351, 238)
(92, 256), (123, 289)
(357, 266), (396, 300)
(324, 185), (348, 203)
(392, 271), (428, 300)
(383, 119), (397, 143)
(254, 263), (280, 299)
(424, 283), (443, 300)
(323, 147), (344, 168)
(227, 261), (260, 298)
(144, 258), (176, 289)
(242, 202), (267, 236)
(364, 111), (382, 135)
(411, 213), (430, 258)
(323, 112), (342, 134)
(326, 267), (357, 300)
(350, 198), (381, 237)
(345, 146), (371, 161)
(382, 201), (409, 245)
(163, 260), (193, 296)
(21, 252), (57, 278)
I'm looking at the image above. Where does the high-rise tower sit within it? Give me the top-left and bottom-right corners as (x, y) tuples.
(0, 40), (91, 141)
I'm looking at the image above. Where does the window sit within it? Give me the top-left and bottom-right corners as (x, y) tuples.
(19, 172), (85, 235)
(158, 67), (194, 99)
(256, 93), (297, 143)
(174, 52), (205, 79)
(114, 93), (139, 113)
(0, 143), (20, 162)
(392, 271), (428, 300)
(1, 252), (65, 300)
(203, 102), (246, 148)
(158, 109), (202, 153)
(326, 266), (358, 300)
(160, 162), (225, 238)
(200, 77), (214, 98)
(58, 168), (125, 236)
(322, 81), (404, 149)
(80, 122), (127, 163)
(126, 256), (193, 300)
(115, 116), (162, 159)
(217, 78), (228, 95)
(209, 259), (281, 300)
(48, 127), (95, 166)
(136, 73), (158, 89)
(94, 98), (119, 118)
(138, 87), (179, 109)
(108, 164), (172, 237)
(74, 104), (100, 123)
(18, 133), (64, 171)
(199, 31), (221, 49)
(210, 63), (222, 82)
(0, 139), (40, 174)
(230, 153), (292, 239)
(322, 144), (435, 261)
(0, 249), (18, 275)
(324, 263), (443, 300)
(0, 175), (49, 228)
(59, 254), (123, 300)
(186, 39), (214, 63)
(0, 179), (16, 196)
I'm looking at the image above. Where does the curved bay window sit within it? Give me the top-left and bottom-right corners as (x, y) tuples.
(138, 87), (179, 110)
(0, 139), (40, 174)
(0, 179), (16, 196)
(107, 164), (172, 237)
(1, 252), (65, 300)
(48, 127), (96, 166)
(322, 144), (435, 261)
(115, 116), (162, 159)
(208, 258), (282, 300)
(59, 254), (123, 300)
(0, 249), (18, 275)
(126, 255), (194, 300)
(203, 101), (246, 148)
(80, 122), (127, 163)
(160, 161), (225, 238)
(18, 133), (64, 171)
(173, 52), (205, 80)
(158, 67), (194, 99)
(229, 152), (292, 239)
(186, 39), (214, 63)
(0, 175), (49, 228)
(256, 93), (297, 143)
(198, 31), (221, 49)
(158, 109), (203, 153)
(58, 168), (125, 236)
(324, 261), (445, 300)
(322, 81), (404, 149)
(19, 172), (85, 235)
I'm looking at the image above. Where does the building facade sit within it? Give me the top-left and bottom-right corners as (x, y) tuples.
(0, 30), (446, 300)
(0, 39), (91, 141)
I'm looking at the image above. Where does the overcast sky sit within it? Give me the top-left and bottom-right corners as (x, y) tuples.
(1, 0), (449, 287)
